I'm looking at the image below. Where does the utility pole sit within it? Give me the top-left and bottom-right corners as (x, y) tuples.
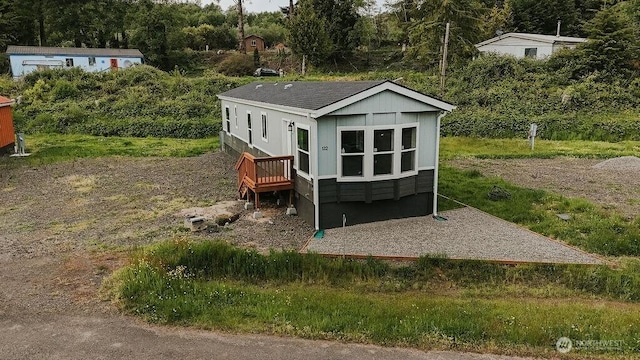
(289, 0), (294, 16)
(439, 22), (450, 97)
(237, 0), (246, 53)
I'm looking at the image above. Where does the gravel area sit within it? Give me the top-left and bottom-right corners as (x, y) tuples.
(304, 207), (604, 264)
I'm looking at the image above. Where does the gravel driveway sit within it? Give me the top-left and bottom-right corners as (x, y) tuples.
(303, 207), (604, 264)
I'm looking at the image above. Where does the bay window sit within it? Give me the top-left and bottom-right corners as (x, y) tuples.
(339, 124), (418, 180)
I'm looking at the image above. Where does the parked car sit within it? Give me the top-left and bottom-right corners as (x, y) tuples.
(254, 68), (279, 77)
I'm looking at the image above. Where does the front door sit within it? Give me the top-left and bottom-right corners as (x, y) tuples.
(110, 59), (118, 70)
(282, 119), (293, 156)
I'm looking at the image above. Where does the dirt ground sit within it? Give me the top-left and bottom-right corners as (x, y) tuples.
(0, 151), (313, 317)
(448, 157), (640, 219)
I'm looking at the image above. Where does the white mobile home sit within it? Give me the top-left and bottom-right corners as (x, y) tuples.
(6, 46), (144, 79)
(218, 81), (455, 229)
(475, 33), (587, 59)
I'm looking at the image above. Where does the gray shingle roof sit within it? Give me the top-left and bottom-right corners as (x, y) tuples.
(218, 81), (386, 110)
(6, 45), (143, 58)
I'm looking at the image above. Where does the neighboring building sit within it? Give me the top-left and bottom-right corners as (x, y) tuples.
(475, 33), (587, 59)
(0, 96), (15, 153)
(218, 81), (455, 229)
(243, 35), (265, 52)
(6, 46), (144, 79)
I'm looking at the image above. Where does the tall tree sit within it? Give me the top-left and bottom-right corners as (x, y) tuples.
(287, 0), (333, 67)
(580, 3), (638, 80)
(407, 0), (487, 67)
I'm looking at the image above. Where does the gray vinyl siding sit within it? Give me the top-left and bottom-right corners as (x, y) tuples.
(326, 90), (440, 115)
(416, 112), (437, 168)
(222, 100), (311, 157)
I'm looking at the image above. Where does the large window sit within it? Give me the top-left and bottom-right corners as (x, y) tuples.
(339, 125), (418, 180)
(261, 112), (268, 141)
(341, 130), (364, 177)
(297, 127), (310, 175)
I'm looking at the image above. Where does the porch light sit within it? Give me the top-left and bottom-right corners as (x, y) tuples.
(288, 122), (294, 132)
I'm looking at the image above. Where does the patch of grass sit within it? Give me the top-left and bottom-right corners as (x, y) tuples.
(104, 240), (640, 356)
(439, 166), (640, 256)
(440, 137), (640, 160)
(2, 133), (218, 165)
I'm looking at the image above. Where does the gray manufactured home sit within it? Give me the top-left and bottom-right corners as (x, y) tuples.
(217, 81), (454, 229)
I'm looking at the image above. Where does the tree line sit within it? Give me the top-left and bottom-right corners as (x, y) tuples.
(0, 0), (638, 79)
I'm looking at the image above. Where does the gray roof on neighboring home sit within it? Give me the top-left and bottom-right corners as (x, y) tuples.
(218, 81), (388, 110)
(5, 45), (144, 58)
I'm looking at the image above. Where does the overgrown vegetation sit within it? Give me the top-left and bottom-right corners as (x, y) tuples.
(0, 66), (253, 138)
(3, 56), (640, 142)
(105, 240), (640, 355)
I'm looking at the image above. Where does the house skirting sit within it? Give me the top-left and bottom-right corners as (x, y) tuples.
(317, 170), (434, 229)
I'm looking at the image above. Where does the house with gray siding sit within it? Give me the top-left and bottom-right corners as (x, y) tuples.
(6, 46), (144, 79)
(217, 81), (455, 229)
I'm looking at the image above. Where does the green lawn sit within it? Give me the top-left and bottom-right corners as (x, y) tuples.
(6, 133), (218, 165)
(440, 137), (640, 160)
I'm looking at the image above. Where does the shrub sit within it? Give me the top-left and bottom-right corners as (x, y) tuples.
(216, 54), (254, 77)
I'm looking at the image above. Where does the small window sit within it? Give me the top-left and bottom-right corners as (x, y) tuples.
(65, 58), (74, 67)
(251, 39), (257, 47)
(88, 57), (96, 66)
(297, 128), (310, 175)
(401, 127), (417, 172)
(524, 48), (537, 58)
(224, 107), (231, 133)
(234, 106), (238, 128)
(261, 113), (268, 140)
(247, 112), (253, 145)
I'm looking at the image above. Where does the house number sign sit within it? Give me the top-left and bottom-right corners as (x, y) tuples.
(322, 146), (329, 151)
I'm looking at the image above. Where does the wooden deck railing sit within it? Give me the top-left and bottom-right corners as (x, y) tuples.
(235, 152), (294, 207)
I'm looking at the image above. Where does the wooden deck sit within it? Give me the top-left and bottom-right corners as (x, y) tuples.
(235, 152), (294, 208)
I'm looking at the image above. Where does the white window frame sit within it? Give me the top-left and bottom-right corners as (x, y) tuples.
(295, 124), (311, 180)
(224, 105), (231, 134)
(260, 112), (268, 142)
(251, 39), (257, 47)
(524, 47), (537, 58)
(88, 57), (96, 66)
(234, 106), (238, 128)
(246, 111), (253, 147)
(337, 123), (419, 182)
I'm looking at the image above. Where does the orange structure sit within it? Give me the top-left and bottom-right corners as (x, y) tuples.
(0, 96), (15, 153)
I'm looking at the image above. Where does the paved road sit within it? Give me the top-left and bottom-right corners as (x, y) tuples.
(0, 314), (530, 360)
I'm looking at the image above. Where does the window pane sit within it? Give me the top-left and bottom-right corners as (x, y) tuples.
(247, 114), (252, 128)
(297, 128), (309, 151)
(225, 108), (230, 120)
(342, 155), (363, 177)
(374, 154), (393, 175)
(341, 130), (364, 153)
(374, 129), (393, 152)
(298, 151), (310, 174)
(401, 151), (415, 172)
(402, 127), (416, 149)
